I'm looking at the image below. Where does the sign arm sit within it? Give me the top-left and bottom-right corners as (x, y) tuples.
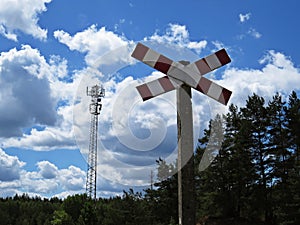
(132, 42), (232, 105)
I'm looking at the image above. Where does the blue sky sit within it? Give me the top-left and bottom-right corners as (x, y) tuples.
(1, 0), (300, 198)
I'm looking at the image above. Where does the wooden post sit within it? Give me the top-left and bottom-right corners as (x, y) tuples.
(177, 65), (195, 225)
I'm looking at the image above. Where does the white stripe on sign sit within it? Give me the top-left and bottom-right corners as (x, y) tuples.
(143, 49), (160, 68)
(136, 76), (182, 101)
(146, 79), (165, 96)
(205, 53), (222, 70)
(207, 82), (223, 101)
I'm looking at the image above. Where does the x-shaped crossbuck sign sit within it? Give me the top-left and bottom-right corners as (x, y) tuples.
(131, 42), (232, 105)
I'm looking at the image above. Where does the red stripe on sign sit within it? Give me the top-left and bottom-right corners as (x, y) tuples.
(154, 55), (172, 74)
(218, 88), (232, 105)
(195, 59), (211, 75)
(131, 43), (149, 61)
(158, 76), (175, 92)
(136, 84), (153, 101)
(196, 77), (212, 94)
(215, 49), (231, 66)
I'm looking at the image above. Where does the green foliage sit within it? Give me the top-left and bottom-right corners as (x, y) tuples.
(196, 92), (300, 225)
(51, 210), (73, 225)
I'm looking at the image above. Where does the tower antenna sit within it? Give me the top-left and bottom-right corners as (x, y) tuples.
(86, 84), (105, 199)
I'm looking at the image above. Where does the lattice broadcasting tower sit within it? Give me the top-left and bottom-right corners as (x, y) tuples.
(86, 84), (105, 199)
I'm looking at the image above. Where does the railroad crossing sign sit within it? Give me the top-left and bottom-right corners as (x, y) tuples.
(131, 42), (232, 225)
(132, 42), (232, 105)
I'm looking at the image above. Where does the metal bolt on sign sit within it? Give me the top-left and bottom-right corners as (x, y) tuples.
(131, 43), (232, 225)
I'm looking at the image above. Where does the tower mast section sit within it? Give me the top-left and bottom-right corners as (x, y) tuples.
(86, 84), (105, 200)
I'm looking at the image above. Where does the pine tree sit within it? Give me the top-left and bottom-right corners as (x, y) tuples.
(222, 104), (256, 218)
(240, 94), (273, 222)
(195, 114), (234, 218)
(266, 93), (293, 224)
(277, 91), (300, 225)
(267, 93), (291, 184)
(286, 91), (300, 163)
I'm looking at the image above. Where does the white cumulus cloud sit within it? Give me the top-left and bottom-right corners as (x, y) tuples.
(222, 50), (300, 107)
(0, 150), (86, 197)
(37, 161), (58, 179)
(59, 166), (86, 191)
(0, 0), (52, 41)
(146, 23), (207, 54)
(54, 25), (134, 66)
(0, 45), (56, 137)
(0, 45), (81, 150)
(0, 148), (25, 181)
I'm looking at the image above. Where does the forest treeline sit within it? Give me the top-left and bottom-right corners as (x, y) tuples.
(0, 92), (299, 225)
